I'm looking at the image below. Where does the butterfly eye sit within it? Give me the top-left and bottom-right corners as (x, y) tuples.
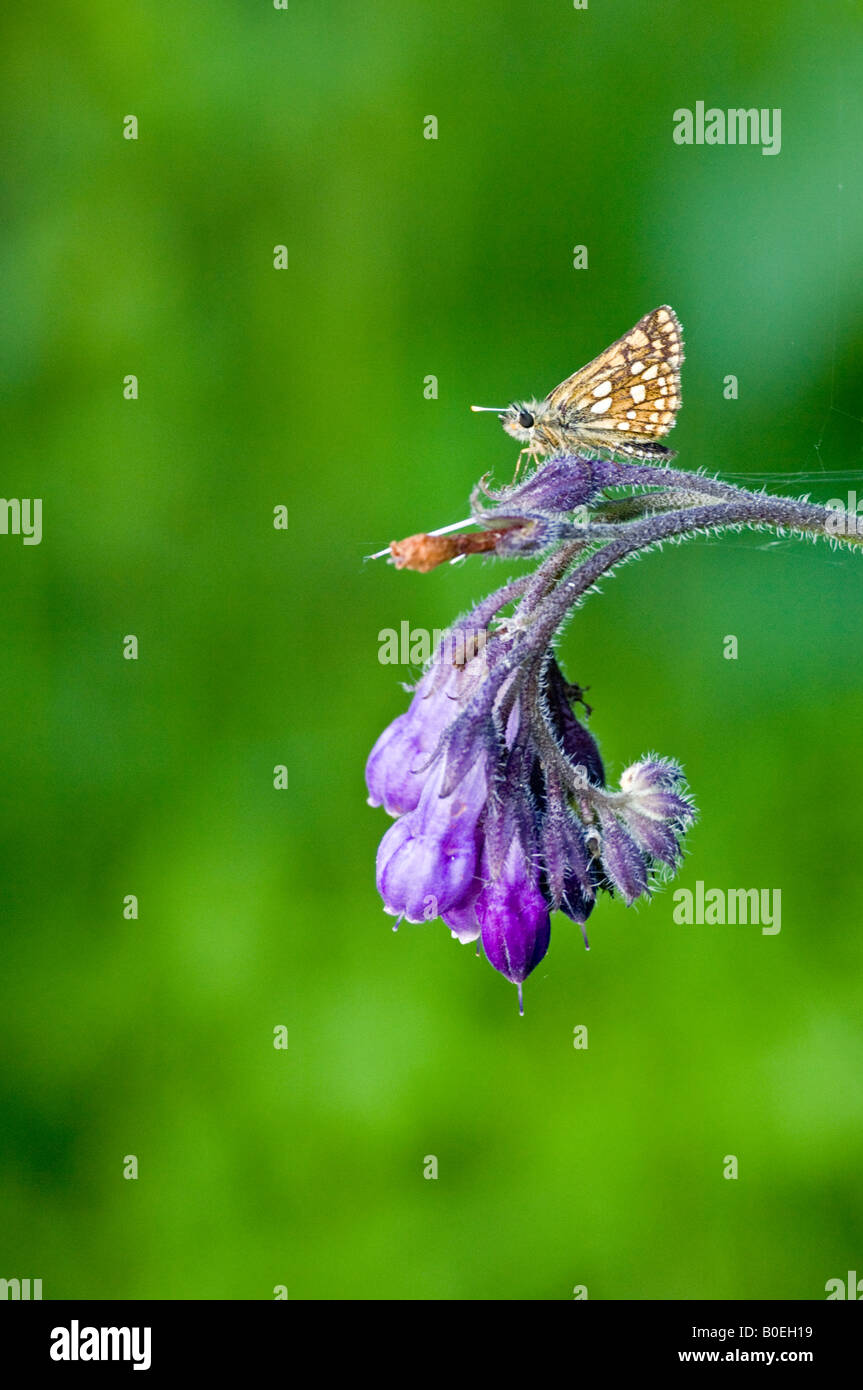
(518, 410), (535, 429)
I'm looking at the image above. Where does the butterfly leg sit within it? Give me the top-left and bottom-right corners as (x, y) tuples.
(511, 445), (538, 484)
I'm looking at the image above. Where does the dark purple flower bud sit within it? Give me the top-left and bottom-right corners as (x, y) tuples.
(532, 761), (597, 949)
(476, 456), (600, 517)
(559, 871), (596, 936)
(476, 823), (551, 1002)
(598, 814), (650, 905)
(375, 757), (488, 922)
(544, 658), (604, 785)
(541, 805), (597, 926)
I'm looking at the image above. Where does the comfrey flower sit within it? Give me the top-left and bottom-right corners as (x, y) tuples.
(367, 450), (862, 1009)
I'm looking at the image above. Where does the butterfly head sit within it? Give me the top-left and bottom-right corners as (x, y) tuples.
(501, 402), (542, 444)
(471, 400), (544, 444)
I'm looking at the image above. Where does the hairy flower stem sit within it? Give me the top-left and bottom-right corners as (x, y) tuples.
(467, 574), (533, 628)
(520, 539), (586, 607)
(596, 459), (781, 505)
(540, 494), (860, 642)
(490, 491), (861, 688)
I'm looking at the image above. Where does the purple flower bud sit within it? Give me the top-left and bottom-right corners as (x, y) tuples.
(477, 456), (599, 517)
(545, 658), (604, 785)
(620, 759), (694, 823)
(375, 757), (488, 922)
(436, 665), (526, 803)
(624, 810), (684, 869)
(541, 806), (597, 925)
(476, 827), (551, 991)
(559, 871), (596, 932)
(598, 814), (649, 905)
(442, 885), (482, 943)
(365, 711), (428, 817)
(438, 709), (497, 801)
(366, 642), (486, 816)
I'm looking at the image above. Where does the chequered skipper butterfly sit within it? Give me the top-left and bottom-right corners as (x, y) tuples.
(471, 306), (684, 466)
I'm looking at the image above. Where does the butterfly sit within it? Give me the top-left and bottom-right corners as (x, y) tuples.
(471, 306), (684, 468)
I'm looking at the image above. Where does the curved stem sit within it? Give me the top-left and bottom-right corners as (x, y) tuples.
(464, 574), (532, 628)
(595, 458), (799, 506)
(528, 493), (861, 650)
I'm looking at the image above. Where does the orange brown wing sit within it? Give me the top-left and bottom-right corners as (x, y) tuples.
(544, 306), (684, 442)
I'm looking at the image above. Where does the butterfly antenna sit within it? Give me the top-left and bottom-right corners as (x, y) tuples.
(470, 404), (509, 413)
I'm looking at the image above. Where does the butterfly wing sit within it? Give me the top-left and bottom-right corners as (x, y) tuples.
(544, 306), (685, 447)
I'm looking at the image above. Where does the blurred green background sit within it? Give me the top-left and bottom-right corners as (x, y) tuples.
(1, 1), (862, 1300)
